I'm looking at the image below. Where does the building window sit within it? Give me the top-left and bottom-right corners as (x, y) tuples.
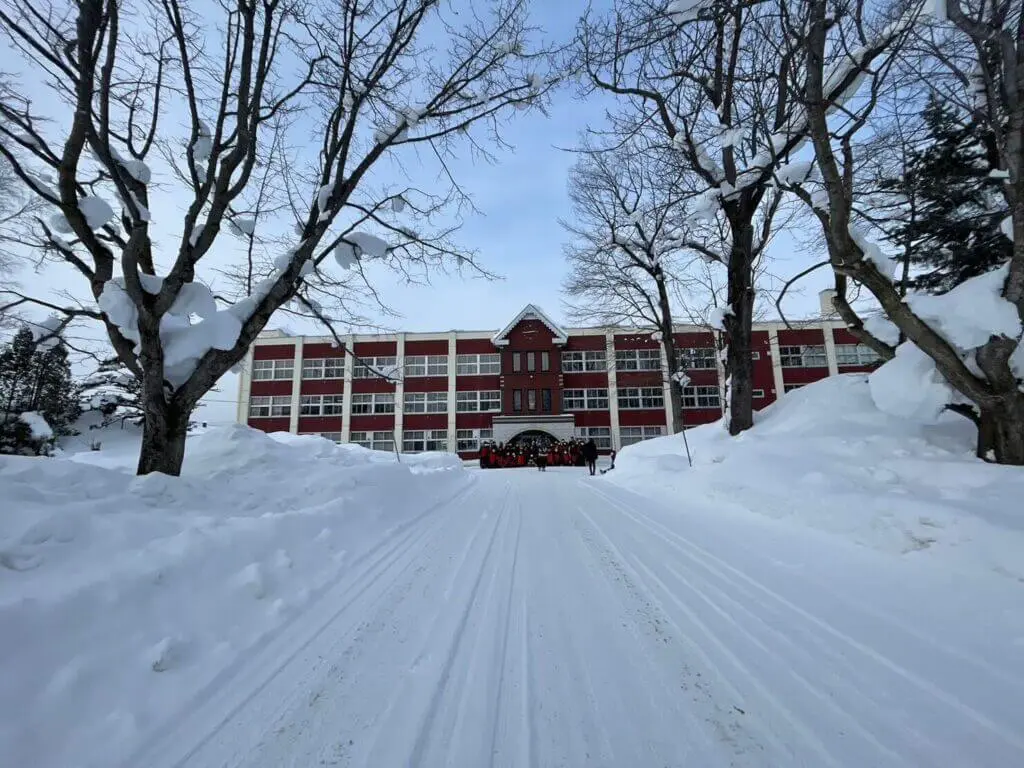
(455, 390), (501, 412)
(562, 350), (607, 372)
(527, 389), (537, 411)
(541, 389), (552, 413)
(252, 358), (294, 381)
(300, 430), (342, 442)
(563, 388), (609, 410)
(513, 390), (523, 412)
(300, 394), (344, 415)
(784, 383), (805, 393)
(301, 357), (344, 379)
(352, 355), (398, 379)
(615, 348), (661, 371)
(681, 385), (720, 409)
(513, 352), (522, 372)
(403, 429), (448, 453)
(619, 426), (663, 447)
(780, 345), (827, 368)
(405, 354), (448, 377)
(527, 351), (536, 372)
(456, 353), (501, 375)
(575, 426), (612, 450)
(617, 387), (664, 409)
(350, 392), (395, 414)
(835, 344), (881, 367)
(456, 428), (494, 452)
(542, 351), (550, 371)
(753, 388), (765, 399)
(751, 351), (761, 360)
(678, 347), (716, 370)
(249, 395), (292, 418)
(350, 430), (394, 451)
(404, 391), (448, 413)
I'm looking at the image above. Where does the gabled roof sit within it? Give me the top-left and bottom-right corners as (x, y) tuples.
(491, 303), (568, 347)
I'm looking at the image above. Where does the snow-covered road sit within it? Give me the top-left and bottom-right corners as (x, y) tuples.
(126, 468), (1024, 768)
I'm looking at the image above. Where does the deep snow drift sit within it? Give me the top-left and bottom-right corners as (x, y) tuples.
(0, 426), (467, 768)
(609, 373), (1024, 582)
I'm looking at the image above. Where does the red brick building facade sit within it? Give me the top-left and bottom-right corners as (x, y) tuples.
(237, 304), (880, 457)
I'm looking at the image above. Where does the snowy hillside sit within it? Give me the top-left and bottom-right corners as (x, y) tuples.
(0, 427), (467, 768)
(609, 374), (1024, 581)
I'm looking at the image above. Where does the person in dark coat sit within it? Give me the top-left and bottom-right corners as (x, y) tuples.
(583, 438), (599, 476)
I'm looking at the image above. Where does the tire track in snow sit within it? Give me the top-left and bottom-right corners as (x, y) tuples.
(586, 482), (1024, 760)
(123, 478), (477, 768)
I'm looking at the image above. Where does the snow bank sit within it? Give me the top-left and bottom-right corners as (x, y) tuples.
(0, 425), (468, 768)
(608, 375), (1024, 581)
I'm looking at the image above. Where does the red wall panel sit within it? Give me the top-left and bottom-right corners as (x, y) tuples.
(564, 334), (606, 351)
(782, 367), (830, 385)
(455, 413), (494, 430)
(456, 375), (501, 391)
(297, 416), (342, 433)
(503, 318), (559, 350)
(349, 415), (395, 432)
(456, 338), (497, 353)
(300, 379), (344, 395)
(303, 343), (345, 358)
(353, 340), (397, 356)
(614, 333), (660, 349)
(573, 411), (611, 427)
(405, 339), (449, 355)
(616, 371), (663, 388)
(562, 372), (610, 388)
(673, 331), (716, 347)
(248, 417), (290, 432)
(404, 377), (448, 393)
(402, 414), (448, 430)
(619, 409), (667, 426)
(681, 410), (721, 426)
(777, 328), (826, 345)
(351, 379), (396, 393)
(253, 344), (296, 360)
(250, 380), (292, 396)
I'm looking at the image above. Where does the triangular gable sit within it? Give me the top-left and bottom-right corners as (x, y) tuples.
(491, 304), (568, 347)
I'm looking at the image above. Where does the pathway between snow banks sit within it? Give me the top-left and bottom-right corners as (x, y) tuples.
(119, 469), (1024, 768)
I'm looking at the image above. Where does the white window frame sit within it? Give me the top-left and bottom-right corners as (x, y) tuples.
(249, 395), (291, 417)
(681, 385), (721, 409)
(349, 430), (394, 451)
(405, 354), (449, 377)
(835, 344), (881, 367)
(350, 392), (395, 415)
(615, 348), (662, 372)
(752, 388), (765, 399)
(456, 428), (494, 452)
(619, 425), (663, 447)
(679, 347), (716, 370)
(352, 356), (398, 379)
(784, 383), (805, 393)
(561, 350), (607, 373)
(300, 394), (344, 416)
(252, 358), (294, 381)
(617, 387), (664, 410)
(301, 357), (345, 379)
(455, 390), (501, 412)
(404, 391), (448, 413)
(455, 353), (501, 375)
(575, 426), (612, 450)
(780, 345), (827, 368)
(563, 388), (609, 411)
(402, 428), (448, 453)
(751, 351), (761, 361)
(300, 430), (342, 442)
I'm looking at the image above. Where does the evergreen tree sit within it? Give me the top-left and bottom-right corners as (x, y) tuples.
(79, 357), (143, 427)
(881, 94), (1011, 293)
(0, 326), (81, 454)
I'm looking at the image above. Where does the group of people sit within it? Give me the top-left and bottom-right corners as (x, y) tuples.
(479, 438), (614, 476)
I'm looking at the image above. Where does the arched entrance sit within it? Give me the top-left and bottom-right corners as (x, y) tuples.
(507, 429), (558, 450)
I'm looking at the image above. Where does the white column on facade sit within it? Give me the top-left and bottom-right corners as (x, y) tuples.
(605, 331), (621, 449)
(767, 327), (786, 398)
(446, 332), (458, 452)
(287, 338), (304, 433)
(822, 323), (840, 377)
(341, 334), (355, 443)
(236, 344), (255, 424)
(394, 333), (405, 450)
(660, 339), (674, 434)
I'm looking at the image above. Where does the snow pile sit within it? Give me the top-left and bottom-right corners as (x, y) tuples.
(608, 374), (1024, 580)
(0, 425), (467, 768)
(18, 411), (53, 440)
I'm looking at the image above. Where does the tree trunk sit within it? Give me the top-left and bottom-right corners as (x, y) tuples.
(724, 221), (756, 435)
(978, 398), (1024, 465)
(656, 282), (683, 435)
(137, 388), (189, 476)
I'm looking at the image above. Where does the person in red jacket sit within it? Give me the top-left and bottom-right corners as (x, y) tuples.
(479, 443), (490, 469)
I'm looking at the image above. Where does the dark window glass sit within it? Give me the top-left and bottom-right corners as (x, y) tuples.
(513, 389), (523, 412)
(527, 351), (536, 371)
(541, 389), (552, 412)
(541, 351), (550, 371)
(513, 352), (521, 372)
(527, 389), (537, 411)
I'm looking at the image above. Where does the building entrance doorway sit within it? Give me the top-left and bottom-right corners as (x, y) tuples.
(507, 430), (557, 449)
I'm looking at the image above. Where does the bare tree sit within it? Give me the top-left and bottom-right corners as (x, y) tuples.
(791, 0), (1024, 463)
(578, 0), (805, 436)
(562, 140), (731, 433)
(0, 0), (556, 475)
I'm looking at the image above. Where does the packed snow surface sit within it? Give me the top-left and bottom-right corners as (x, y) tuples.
(4, 381), (1024, 767)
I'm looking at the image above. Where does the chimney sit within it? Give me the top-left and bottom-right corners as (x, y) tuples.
(819, 289), (838, 318)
